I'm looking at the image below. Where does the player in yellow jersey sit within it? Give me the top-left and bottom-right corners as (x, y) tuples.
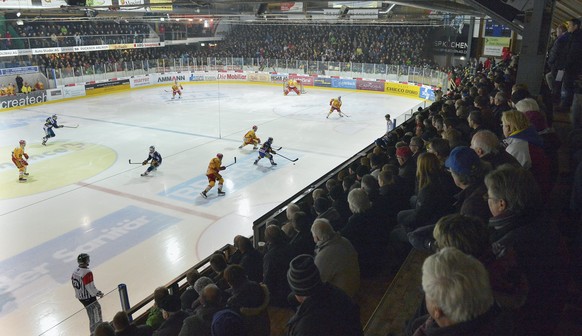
(201, 153), (227, 198)
(171, 81), (183, 99)
(12, 140), (29, 182)
(284, 79), (301, 96)
(327, 96), (345, 118)
(238, 125), (261, 149)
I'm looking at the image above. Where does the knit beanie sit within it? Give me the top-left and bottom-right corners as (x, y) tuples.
(287, 254), (322, 296)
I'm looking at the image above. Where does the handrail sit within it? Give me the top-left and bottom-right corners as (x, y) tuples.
(125, 243), (231, 321)
(252, 114), (420, 247)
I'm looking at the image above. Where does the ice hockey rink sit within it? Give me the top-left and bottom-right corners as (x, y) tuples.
(0, 83), (424, 335)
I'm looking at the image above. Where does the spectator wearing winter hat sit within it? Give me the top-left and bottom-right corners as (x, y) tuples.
(286, 254), (363, 336)
(444, 146), (492, 222)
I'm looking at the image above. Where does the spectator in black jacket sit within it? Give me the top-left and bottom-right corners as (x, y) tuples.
(232, 235), (263, 284)
(113, 311), (153, 336)
(286, 254), (363, 336)
(262, 225), (293, 307)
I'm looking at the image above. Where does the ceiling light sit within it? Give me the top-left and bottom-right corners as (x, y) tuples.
(16, 19), (23, 25)
(160, 17), (165, 21)
(16, 12), (21, 17)
(188, 18), (193, 22)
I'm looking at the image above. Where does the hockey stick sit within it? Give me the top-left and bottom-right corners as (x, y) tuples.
(274, 146), (282, 151)
(224, 157), (237, 168)
(276, 153), (298, 162)
(128, 159), (142, 165)
(62, 124), (79, 128)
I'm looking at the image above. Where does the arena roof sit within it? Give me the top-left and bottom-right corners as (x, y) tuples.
(0, 0), (580, 32)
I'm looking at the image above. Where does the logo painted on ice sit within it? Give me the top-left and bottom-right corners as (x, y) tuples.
(0, 206), (181, 304)
(160, 153), (300, 204)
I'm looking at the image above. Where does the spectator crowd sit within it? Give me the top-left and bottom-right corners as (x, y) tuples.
(88, 18), (582, 334)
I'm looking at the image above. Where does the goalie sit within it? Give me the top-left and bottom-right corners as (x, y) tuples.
(327, 96), (346, 118)
(284, 79), (301, 96)
(238, 125), (261, 149)
(12, 140), (30, 182)
(141, 145), (162, 176)
(171, 80), (183, 99)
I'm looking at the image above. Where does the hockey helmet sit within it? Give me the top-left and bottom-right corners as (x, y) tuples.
(19, 140), (26, 146)
(149, 146), (155, 153)
(217, 153), (223, 159)
(77, 253), (90, 265)
(252, 125), (258, 131)
(267, 137), (273, 143)
(52, 114), (57, 119)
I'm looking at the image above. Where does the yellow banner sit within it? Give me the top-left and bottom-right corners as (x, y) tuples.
(484, 37), (510, 47)
(150, 0), (172, 11)
(384, 82), (420, 99)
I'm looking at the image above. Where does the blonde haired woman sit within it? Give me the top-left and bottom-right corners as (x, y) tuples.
(501, 110), (551, 196)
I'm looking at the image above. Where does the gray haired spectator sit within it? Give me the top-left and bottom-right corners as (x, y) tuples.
(311, 218), (360, 298)
(470, 130), (520, 169)
(411, 247), (497, 335)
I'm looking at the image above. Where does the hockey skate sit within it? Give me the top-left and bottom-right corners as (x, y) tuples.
(42, 138), (47, 146)
(217, 190), (226, 196)
(254, 160), (258, 165)
(23, 173), (29, 176)
(253, 146), (258, 149)
(141, 172), (148, 176)
(19, 177), (27, 183)
(238, 145), (243, 149)
(200, 191), (208, 198)
(270, 161), (277, 166)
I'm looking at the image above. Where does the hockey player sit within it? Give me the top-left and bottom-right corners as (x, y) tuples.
(284, 79), (301, 96)
(71, 253), (104, 336)
(12, 140), (29, 182)
(42, 114), (64, 145)
(171, 80), (183, 99)
(254, 137), (277, 166)
(201, 153), (226, 198)
(141, 146), (162, 176)
(238, 125), (261, 149)
(327, 96), (345, 118)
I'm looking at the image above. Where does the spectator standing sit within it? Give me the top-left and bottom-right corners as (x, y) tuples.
(15, 74), (23, 93)
(547, 24), (570, 107)
(563, 18), (582, 110)
(71, 253), (104, 336)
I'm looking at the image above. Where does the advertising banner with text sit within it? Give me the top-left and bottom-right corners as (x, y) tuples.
(248, 73), (271, 82)
(384, 82), (421, 99)
(289, 75), (314, 86)
(270, 74), (289, 83)
(356, 79), (384, 92)
(331, 78), (357, 89)
(217, 72), (247, 81)
(0, 91), (46, 109)
(314, 77), (332, 87)
(130, 76), (152, 88)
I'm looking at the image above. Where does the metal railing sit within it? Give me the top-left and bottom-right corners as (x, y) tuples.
(38, 57), (448, 89)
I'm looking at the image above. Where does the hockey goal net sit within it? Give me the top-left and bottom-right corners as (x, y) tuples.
(283, 81), (306, 95)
